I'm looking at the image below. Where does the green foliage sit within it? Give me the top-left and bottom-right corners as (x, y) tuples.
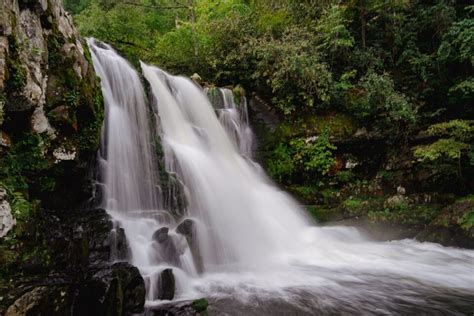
(265, 142), (295, 182)
(426, 120), (474, 141)
(0, 133), (51, 194)
(266, 128), (336, 182)
(336, 170), (356, 184)
(414, 120), (473, 178)
(297, 130), (337, 175)
(415, 139), (469, 162)
(438, 18), (474, 66)
(368, 203), (440, 225)
(459, 211), (474, 232)
(347, 71), (416, 132)
(244, 26), (333, 114)
(314, 5), (354, 56)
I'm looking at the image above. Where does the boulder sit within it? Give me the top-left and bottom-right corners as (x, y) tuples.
(157, 268), (175, 300)
(176, 219), (194, 237)
(5, 285), (73, 316)
(152, 226), (169, 243)
(74, 262), (146, 315)
(176, 219), (203, 273)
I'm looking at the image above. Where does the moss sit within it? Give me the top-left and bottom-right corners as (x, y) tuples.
(232, 85), (245, 106)
(306, 205), (333, 222)
(0, 92), (5, 126)
(5, 35), (27, 94)
(192, 298), (209, 313)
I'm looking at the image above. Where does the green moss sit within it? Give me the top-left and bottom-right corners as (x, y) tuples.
(368, 204), (441, 225)
(5, 35), (27, 93)
(192, 298), (209, 313)
(459, 211), (474, 232)
(306, 205), (333, 222)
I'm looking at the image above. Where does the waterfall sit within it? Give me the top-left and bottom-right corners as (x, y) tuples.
(88, 39), (160, 212)
(89, 40), (474, 314)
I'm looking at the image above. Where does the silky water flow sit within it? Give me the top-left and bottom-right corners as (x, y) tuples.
(89, 39), (474, 315)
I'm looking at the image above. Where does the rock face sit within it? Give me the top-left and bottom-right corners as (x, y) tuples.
(0, 208), (146, 315)
(0, 0), (104, 210)
(0, 188), (15, 237)
(0, 0), (142, 314)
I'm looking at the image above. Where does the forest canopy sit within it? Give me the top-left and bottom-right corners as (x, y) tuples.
(65, 0), (474, 193)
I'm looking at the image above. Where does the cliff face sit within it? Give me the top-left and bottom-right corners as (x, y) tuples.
(0, 0), (104, 234)
(0, 1), (145, 314)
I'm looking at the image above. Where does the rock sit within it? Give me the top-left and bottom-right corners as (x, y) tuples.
(176, 219), (194, 237)
(75, 262), (145, 315)
(0, 131), (11, 147)
(31, 106), (55, 135)
(345, 159), (358, 169)
(145, 298), (209, 316)
(109, 226), (130, 261)
(152, 226), (169, 243)
(176, 219), (203, 273)
(384, 195), (408, 208)
(0, 188), (15, 238)
(354, 127), (368, 138)
(397, 185), (406, 195)
(190, 73), (202, 85)
(52, 147), (76, 162)
(151, 233), (182, 266)
(157, 268), (175, 300)
(48, 105), (69, 123)
(5, 286), (72, 316)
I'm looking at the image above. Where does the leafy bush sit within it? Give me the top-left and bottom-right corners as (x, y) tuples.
(414, 120), (474, 178)
(347, 71), (416, 132)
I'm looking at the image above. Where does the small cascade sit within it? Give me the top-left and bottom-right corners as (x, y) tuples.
(206, 87), (254, 158)
(89, 39), (474, 313)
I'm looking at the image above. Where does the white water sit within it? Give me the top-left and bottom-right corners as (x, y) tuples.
(89, 40), (474, 314)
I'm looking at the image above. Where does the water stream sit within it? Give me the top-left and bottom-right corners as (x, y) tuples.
(89, 39), (474, 315)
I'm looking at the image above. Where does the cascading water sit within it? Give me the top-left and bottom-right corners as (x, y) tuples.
(89, 40), (474, 314)
(206, 87), (254, 158)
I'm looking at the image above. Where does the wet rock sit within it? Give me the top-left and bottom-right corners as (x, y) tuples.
(74, 262), (145, 315)
(0, 188), (15, 238)
(109, 226), (130, 261)
(176, 219), (203, 273)
(176, 219), (194, 237)
(152, 226), (170, 243)
(157, 268), (175, 300)
(151, 234), (181, 266)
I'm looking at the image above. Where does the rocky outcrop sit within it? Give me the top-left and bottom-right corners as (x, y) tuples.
(0, 0), (104, 210)
(0, 0), (141, 314)
(0, 208), (146, 315)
